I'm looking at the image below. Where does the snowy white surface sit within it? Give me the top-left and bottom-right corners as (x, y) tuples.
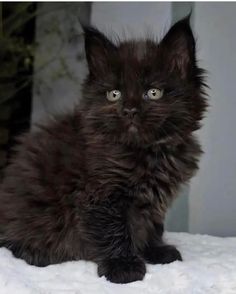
(1, 232), (236, 294)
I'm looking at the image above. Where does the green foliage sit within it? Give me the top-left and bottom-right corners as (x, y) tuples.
(0, 3), (35, 105)
(0, 3), (85, 105)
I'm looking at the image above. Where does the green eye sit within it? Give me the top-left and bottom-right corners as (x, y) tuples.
(144, 88), (164, 100)
(106, 90), (121, 102)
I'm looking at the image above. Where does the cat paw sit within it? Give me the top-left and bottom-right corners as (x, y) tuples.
(142, 244), (182, 264)
(98, 256), (146, 284)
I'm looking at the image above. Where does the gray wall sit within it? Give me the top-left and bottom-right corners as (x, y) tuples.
(189, 3), (236, 237)
(91, 2), (171, 36)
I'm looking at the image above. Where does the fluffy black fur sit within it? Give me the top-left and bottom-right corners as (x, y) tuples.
(0, 16), (207, 284)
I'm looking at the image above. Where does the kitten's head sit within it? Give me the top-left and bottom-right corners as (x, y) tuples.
(81, 16), (207, 147)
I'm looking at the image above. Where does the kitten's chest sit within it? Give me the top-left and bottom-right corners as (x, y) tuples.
(87, 144), (160, 184)
(87, 145), (167, 200)
(86, 137), (201, 222)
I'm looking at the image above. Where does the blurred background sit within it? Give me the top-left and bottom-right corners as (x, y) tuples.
(0, 2), (236, 237)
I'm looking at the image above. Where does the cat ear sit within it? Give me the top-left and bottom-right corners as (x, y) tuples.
(161, 15), (196, 79)
(82, 25), (117, 76)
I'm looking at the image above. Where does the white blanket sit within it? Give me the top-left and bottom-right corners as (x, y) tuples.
(1, 232), (236, 294)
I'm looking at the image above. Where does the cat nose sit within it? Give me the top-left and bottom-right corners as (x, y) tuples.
(123, 108), (138, 119)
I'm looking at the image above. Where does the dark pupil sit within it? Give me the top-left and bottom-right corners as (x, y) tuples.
(152, 91), (156, 96)
(113, 92), (116, 97)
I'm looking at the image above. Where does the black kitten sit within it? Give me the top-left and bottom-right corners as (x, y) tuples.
(0, 16), (207, 284)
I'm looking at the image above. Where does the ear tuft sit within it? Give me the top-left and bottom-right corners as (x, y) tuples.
(161, 14), (196, 79)
(82, 25), (117, 76)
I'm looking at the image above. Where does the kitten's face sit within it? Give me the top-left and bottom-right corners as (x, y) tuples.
(82, 17), (207, 147)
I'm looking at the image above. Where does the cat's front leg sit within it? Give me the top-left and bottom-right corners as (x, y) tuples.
(85, 195), (146, 283)
(141, 223), (182, 264)
(142, 243), (182, 264)
(97, 255), (146, 284)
